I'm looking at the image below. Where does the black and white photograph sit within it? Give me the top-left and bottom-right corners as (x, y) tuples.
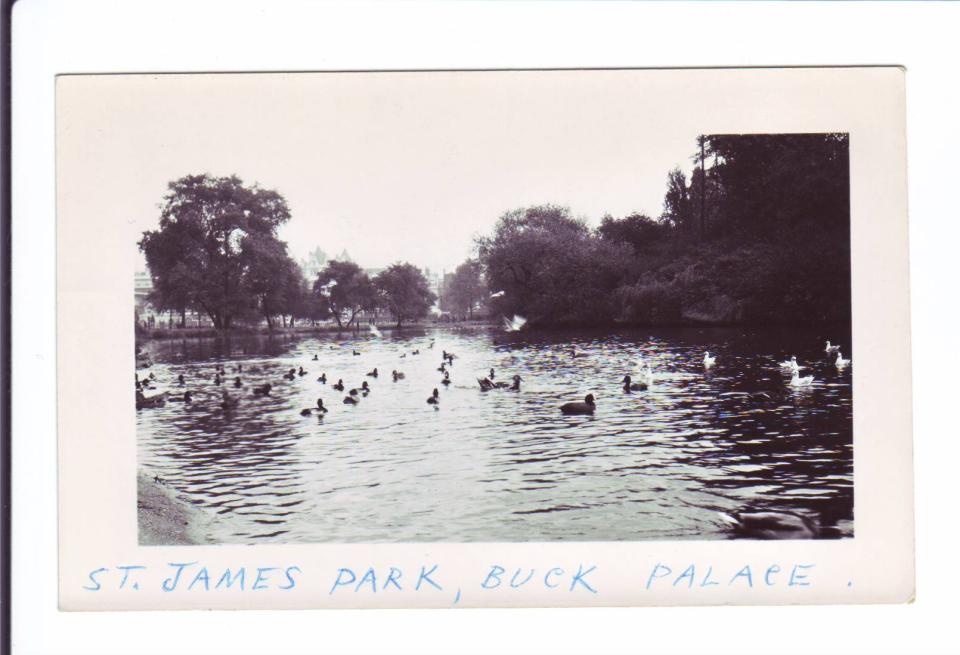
(127, 71), (853, 545)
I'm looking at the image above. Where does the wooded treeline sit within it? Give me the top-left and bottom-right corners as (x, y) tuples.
(470, 133), (851, 327)
(140, 133), (850, 331)
(139, 175), (436, 329)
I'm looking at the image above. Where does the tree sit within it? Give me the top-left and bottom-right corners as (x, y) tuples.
(476, 205), (632, 326)
(138, 174), (292, 329)
(313, 260), (376, 328)
(444, 259), (486, 319)
(661, 167), (692, 235)
(374, 263), (437, 328)
(597, 213), (670, 253)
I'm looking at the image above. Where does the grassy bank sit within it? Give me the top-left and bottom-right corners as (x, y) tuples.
(137, 470), (213, 545)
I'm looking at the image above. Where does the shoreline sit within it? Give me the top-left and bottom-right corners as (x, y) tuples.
(137, 469), (213, 546)
(136, 318), (851, 343)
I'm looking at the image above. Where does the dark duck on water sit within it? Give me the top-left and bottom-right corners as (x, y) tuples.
(622, 375), (647, 392)
(301, 398), (329, 416)
(560, 394), (596, 415)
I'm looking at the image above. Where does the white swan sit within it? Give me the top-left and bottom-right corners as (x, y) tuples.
(503, 315), (527, 332)
(779, 356), (802, 372)
(369, 324), (383, 338)
(789, 370), (815, 387)
(825, 340), (840, 354)
(490, 290), (506, 299)
(835, 352), (850, 369)
(639, 363), (654, 386)
(703, 352), (716, 368)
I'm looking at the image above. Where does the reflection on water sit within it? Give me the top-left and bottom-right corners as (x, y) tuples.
(137, 326), (853, 542)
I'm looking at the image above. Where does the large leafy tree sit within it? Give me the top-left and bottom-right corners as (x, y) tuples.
(443, 259), (486, 319)
(374, 263), (437, 328)
(138, 174), (293, 329)
(313, 260), (376, 328)
(476, 205), (632, 326)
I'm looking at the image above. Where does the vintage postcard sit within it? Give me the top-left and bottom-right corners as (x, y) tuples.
(55, 67), (913, 610)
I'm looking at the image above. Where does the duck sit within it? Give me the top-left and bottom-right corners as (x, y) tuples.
(252, 383), (272, 395)
(352, 350), (361, 356)
(426, 388), (440, 405)
(622, 375), (647, 392)
(283, 368), (296, 381)
(333, 379), (344, 391)
(219, 389), (239, 409)
(489, 368), (496, 380)
(343, 395), (359, 405)
(233, 376), (242, 388)
(235, 364), (243, 373)
(441, 371), (451, 386)
(703, 352), (716, 368)
(298, 366), (307, 376)
(301, 398), (329, 416)
(718, 509), (819, 539)
(361, 381), (370, 395)
(825, 340), (841, 354)
(136, 390), (167, 409)
(399, 353), (407, 359)
(177, 374), (185, 385)
(835, 352), (851, 369)
(789, 370), (815, 387)
(317, 373), (327, 384)
(312, 354), (319, 361)
(168, 390), (193, 403)
(412, 349), (420, 356)
(149, 372), (157, 380)
(560, 394), (596, 415)
(367, 367), (379, 378)
(392, 370), (405, 381)
(437, 362), (446, 373)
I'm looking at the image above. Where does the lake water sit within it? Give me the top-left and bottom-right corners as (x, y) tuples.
(137, 326), (853, 543)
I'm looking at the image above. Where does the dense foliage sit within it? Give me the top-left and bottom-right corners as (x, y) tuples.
(373, 263), (437, 327)
(442, 259), (486, 319)
(139, 174), (310, 329)
(473, 133), (851, 327)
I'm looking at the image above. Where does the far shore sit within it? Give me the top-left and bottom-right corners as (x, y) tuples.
(136, 316), (850, 344)
(138, 469), (214, 546)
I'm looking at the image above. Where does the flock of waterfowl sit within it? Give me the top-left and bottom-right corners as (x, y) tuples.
(136, 330), (850, 419)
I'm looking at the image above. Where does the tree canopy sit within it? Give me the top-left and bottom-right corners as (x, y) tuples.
(138, 174), (300, 328)
(313, 260), (376, 328)
(443, 259), (486, 319)
(374, 263), (437, 327)
(476, 205), (632, 326)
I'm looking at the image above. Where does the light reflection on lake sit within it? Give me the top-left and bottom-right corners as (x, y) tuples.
(137, 326), (853, 542)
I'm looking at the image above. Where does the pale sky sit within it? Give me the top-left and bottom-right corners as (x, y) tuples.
(58, 70), (760, 274)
